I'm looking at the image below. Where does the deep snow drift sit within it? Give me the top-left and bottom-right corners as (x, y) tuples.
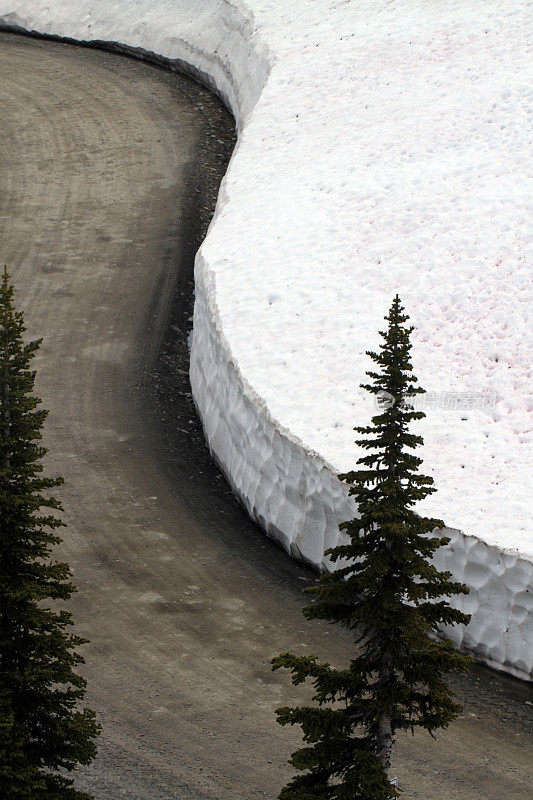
(1, 0), (530, 679)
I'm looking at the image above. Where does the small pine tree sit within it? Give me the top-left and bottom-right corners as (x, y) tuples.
(272, 295), (471, 799)
(0, 268), (100, 799)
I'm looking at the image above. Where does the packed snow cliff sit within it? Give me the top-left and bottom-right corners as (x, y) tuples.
(1, 0), (530, 679)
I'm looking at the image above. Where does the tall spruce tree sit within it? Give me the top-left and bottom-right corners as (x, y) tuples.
(0, 268), (100, 799)
(272, 296), (471, 799)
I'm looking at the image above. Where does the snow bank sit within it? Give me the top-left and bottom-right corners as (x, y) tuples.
(1, 0), (530, 680)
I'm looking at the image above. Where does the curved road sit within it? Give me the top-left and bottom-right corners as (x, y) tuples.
(0, 32), (531, 800)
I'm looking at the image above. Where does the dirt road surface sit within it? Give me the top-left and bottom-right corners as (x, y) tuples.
(0, 32), (531, 800)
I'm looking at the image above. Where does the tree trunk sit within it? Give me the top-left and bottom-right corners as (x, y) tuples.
(377, 714), (392, 774)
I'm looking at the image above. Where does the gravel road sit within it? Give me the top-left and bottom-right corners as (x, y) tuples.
(0, 31), (531, 800)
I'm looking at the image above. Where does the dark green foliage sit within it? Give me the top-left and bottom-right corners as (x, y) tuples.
(273, 296), (471, 799)
(0, 268), (100, 799)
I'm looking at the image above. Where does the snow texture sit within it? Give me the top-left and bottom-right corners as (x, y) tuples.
(1, 0), (530, 680)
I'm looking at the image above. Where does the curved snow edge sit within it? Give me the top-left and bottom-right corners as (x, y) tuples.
(1, 2), (530, 681)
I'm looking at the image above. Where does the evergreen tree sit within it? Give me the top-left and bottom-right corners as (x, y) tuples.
(0, 268), (100, 799)
(272, 296), (471, 799)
